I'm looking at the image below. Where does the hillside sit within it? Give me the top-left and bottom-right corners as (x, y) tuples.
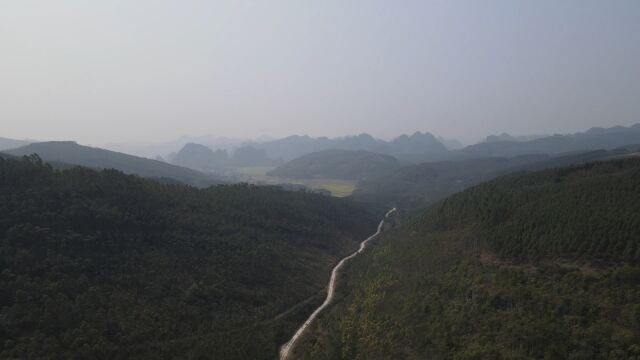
(293, 158), (640, 359)
(0, 137), (31, 151)
(141, 124), (640, 171)
(0, 156), (382, 359)
(355, 147), (640, 209)
(268, 150), (400, 180)
(3, 141), (222, 186)
(254, 132), (446, 162)
(355, 154), (546, 208)
(460, 123), (640, 158)
(171, 142), (230, 171)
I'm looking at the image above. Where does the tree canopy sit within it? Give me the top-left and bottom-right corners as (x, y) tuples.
(0, 155), (381, 359)
(293, 158), (640, 360)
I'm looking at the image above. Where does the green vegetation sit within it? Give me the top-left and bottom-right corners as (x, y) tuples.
(3, 141), (222, 187)
(356, 155), (546, 209)
(293, 158), (640, 359)
(0, 155), (382, 359)
(289, 179), (358, 198)
(268, 149), (400, 181)
(314, 182), (357, 198)
(355, 147), (640, 210)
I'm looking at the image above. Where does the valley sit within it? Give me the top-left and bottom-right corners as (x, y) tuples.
(291, 158), (640, 359)
(228, 166), (358, 197)
(2, 2), (639, 357)
(280, 208), (396, 360)
(0, 156), (383, 359)
(3, 126), (640, 359)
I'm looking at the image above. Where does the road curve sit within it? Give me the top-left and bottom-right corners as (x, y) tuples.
(279, 208), (397, 360)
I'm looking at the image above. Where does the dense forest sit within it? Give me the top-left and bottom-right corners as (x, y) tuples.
(0, 155), (383, 359)
(293, 158), (640, 359)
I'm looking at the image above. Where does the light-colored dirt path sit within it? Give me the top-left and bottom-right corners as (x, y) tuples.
(279, 208), (396, 360)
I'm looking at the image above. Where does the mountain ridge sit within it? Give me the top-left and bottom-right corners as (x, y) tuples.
(3, 141), (223, 186)
(268, 149), (400, 180)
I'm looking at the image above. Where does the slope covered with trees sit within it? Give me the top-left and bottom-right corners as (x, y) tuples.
(0, 156), (382, 359)
(268, 149), (400, 180)
(293, 158), (640, 359)
(355, 147), (640, 210)
(3, 141), (222, 187)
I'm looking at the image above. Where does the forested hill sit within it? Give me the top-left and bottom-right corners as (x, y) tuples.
(268, 149), (400, 180)
(459, 123), (640, 158)
(420, 158), (640, 263)
(0, 156), (381, 359)
(355, 147), (640, 211)
(3, 141), (222, 187)
(293, 158), (640, 359)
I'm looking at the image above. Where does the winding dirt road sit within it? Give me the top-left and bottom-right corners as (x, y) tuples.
(279, 208), (396, 360)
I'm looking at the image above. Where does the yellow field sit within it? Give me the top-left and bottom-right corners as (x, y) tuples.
(230, 167), (357, 197)
(289, 179), (357, 197)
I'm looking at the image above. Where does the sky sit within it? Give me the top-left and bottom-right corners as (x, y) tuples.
(1, 0), (639, 146)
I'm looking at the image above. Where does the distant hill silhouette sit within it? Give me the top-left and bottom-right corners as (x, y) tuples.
(166, 124), (640, 176)
(3, 141), (222, 186)
(254, 132), (446, 162)
(461, 123), (640, 157)
(104, 135), (249, 159)
(172, 143), (230, 171)
(483, 132), (547, 143)
(356, 145), (640, 209)
(168, 132), (445, 170)
(0, 137), (32, 151)
(171, 143), (275, 170)
(268, 149), (400, 180)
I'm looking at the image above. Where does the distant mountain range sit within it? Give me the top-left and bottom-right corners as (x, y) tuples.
(482, 133), (547, 143)
(255, 132), (447, 162)
(171, 143), (231, 171)
(171, 143), (277, 171)
(3, 141), (222, 186)
(159, 124), (640, 178)
(104, 135), (253, 159)
(459, 123), (640, 158)
(165, 132), (447, 172)
(3, 123), (639, 187)
(355, 145), (640, 209)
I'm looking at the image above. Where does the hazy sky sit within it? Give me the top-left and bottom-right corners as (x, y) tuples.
(1, 1), (639, 145)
